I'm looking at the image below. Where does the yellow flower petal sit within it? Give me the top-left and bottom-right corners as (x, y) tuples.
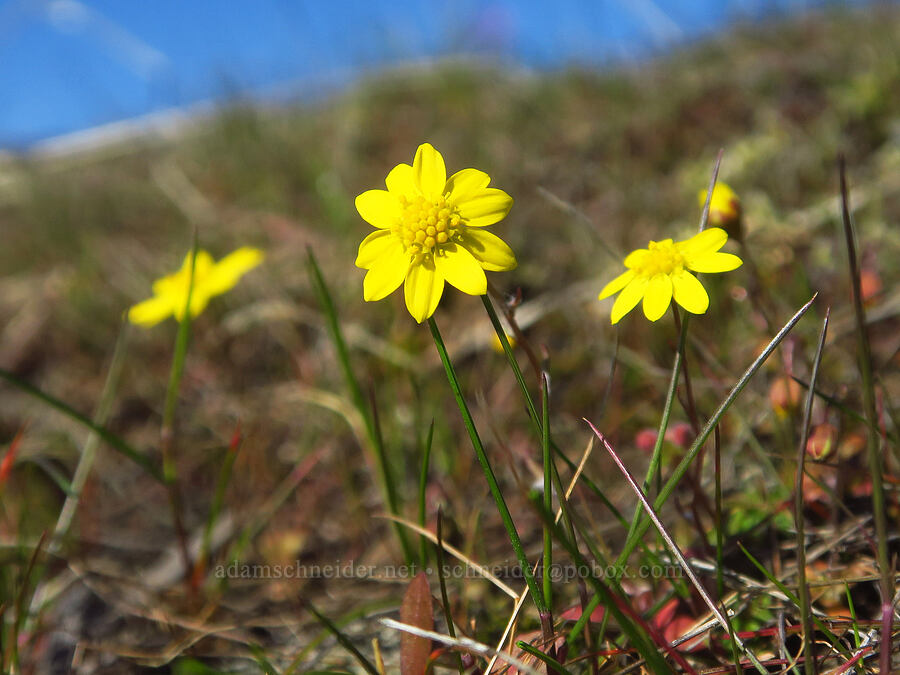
(363, 243), (409, 301)
(128, 295), (174, 327)
(677, 227), (727, 256)
(642, 273), (673, 321)
(686, 252), (743, 274)
(355, 189), (401, 229)
(385, 162), (417, 199)
(434, 243), (487, 296)
(404, 256), (444, 323)
(356, 229), (401, 268)
(456, 188), (513, 227)
(446, 168), (490, 203)
(598, 269), (636, 300)
(153, 250), (213, 295)
(610, 277), (648, 324)
(174, 291), (213, 322)
(203, 247), (264, 296)
(671, 270), (709, 314)
(457, 228), (517, 271)
(623, 249), (649, 269)
(413, 143), (447, 200)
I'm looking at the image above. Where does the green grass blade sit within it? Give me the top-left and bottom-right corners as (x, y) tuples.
(436, 509), (465, 674)
(481, 295), (629, 530)
(306, 248), (413, 564)
(534, 504), (689, 674)
(427, 316), (548, 616)
(0, 366), (162, 482)
(417, 419), (434, 570)
(541, 373), (553, 623)
(837, 157), (893, 675)
(304, 602), (380, 675)
(794, 309), (829, 675)
(515, 640), (576, 675)
(621, 293), (817, 564)
(737, 542), (846, 657)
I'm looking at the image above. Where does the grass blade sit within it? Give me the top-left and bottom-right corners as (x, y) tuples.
(621, 293), (817, 563)
(837, 157), (893, 675)
(794, 309), (830, 675)
(515, 640), (575, 675)
(305, 601), (380, 675)
(427, 315), (548, 616)
(306, 248), (414, 564)
(417, 420), (434, 570)
(0, 366), (162, 482)
(585, 422), (767, 675)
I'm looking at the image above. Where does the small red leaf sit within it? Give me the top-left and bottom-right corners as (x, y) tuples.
(0, 427), (25, 486)
(400, 572), (434, 675)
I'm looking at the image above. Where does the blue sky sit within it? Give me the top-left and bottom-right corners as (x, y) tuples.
(0, 0), (864, 148)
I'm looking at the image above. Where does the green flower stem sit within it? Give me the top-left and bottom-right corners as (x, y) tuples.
(306, 249), (414, 564)
(427, 316), (548, 617)
(161, 243), (197, 583)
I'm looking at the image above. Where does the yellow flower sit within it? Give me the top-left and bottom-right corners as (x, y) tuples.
(698, 182), (742, 240)
(598, 228), (742, 324)
(129, 247), (264, 327)
(355, 143), (517, 323)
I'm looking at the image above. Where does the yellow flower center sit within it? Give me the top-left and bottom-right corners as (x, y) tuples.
(395, 194), (462, 253)
(638, 239), (685, 277)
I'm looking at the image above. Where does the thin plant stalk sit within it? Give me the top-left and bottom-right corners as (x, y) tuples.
(306, 249), (414, 564)
(516, 641), (576, 675)
(794, 310), (829, 675)
(436, 509), (465, 675)
(838, 158), (893, 675)
(9, 532), (46, 673)
(160, 242), (197, 582)
(481, 296), (629, 531)
(712, 426), (743, 672)
(586, 422), (766, 675)
(305, 601), (380, 675)
(426, 316), (549, 619)
(194, 423), (243, 588)
(533, 506), (689, 674)
(0, 368), (161, 481)
(570, 305), (687, 645)
(26, 324), (130, 626)
(541, 373), (553, 623)
(418, 420), (435, 570)
(573, 295), (817, 637)
(48, 324), (130, 553)
(622, 294), (816, 562)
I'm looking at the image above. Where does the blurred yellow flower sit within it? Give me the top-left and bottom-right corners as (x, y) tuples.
(129, 247), (264, 327)
(598, 228), (742, 324)
(698, 182), (742, 240)
(355, 143), (516, 323)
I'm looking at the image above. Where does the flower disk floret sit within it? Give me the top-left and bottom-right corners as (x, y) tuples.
(598, 228), (742, 324)
(355, 143), (517, 323)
